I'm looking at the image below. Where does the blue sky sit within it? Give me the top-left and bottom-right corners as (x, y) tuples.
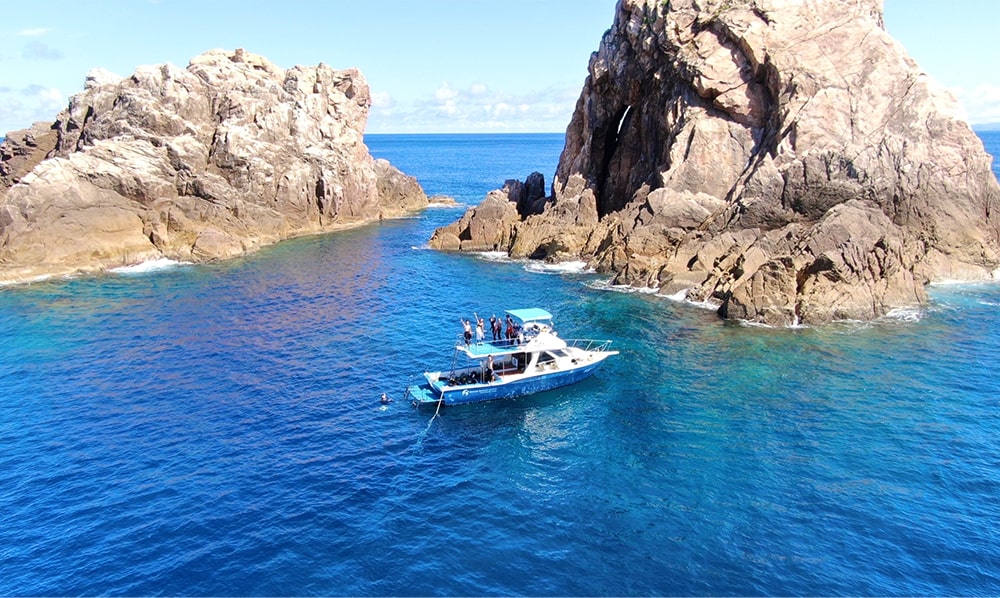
(2, 1), (999, 135)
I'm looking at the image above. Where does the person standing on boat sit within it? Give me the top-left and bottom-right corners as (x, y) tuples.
(475, 313), (485, 344)
(461, 318), (472, 345)
(505, 314), (515, 344)
(486, 354), (495, 383)
(489, 314), (501, 341)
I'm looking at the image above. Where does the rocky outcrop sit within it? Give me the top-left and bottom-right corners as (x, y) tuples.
(431, 0), (1000, 325)
(429, 174), (542, 252)
(0, 48), (427, 283)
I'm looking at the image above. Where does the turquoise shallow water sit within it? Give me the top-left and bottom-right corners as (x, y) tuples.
(1, 133), (1000, 595)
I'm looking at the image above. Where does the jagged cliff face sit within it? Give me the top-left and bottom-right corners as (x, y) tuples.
(431, 0), (1000, 325)
(0, 49), (426, 283)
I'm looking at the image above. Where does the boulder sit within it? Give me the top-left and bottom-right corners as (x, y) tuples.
(429, 190), (520, 252)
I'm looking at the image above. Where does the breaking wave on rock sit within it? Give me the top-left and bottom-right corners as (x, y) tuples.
(471, 253), (593, 275)
(882, 306), (925, 323)
(110, 258), (191, 275)
(585, 279), (722, 312)
(522, 260), (590, 275)
(584, 279), (657, 295)
(426, 201), (464, 209)
(473, 251), (511, 263)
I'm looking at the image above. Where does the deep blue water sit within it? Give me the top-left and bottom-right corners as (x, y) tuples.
(1, 133), (1000, 596)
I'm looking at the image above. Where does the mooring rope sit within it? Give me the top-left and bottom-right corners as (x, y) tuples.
(413, 398), (444, 447)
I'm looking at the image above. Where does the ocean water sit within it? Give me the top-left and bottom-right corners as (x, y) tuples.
(1, 132), (999, 596)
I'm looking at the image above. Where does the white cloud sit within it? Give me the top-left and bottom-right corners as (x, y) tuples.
(368, 77), (1000, 134)
(952, 84), (1000, 125)
(16, 27), (51, 37)
(434, 82), (459, 102)
(0, 85), (65, 135)
(367, 82), (581, 133)
(370, 90), (394, 109)
(22, 40), (63, 60)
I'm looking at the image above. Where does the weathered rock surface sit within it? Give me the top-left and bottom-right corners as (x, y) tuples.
(0, 48), (427, 283)
(431, 0), (1000, 325)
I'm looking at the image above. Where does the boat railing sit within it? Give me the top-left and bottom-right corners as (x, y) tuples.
(454, 334), (614, 353)
(453, 333), (536, 350)
(563, 338), (615, 353)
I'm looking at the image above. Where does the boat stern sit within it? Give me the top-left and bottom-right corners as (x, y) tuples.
(407, 382), (443, 406)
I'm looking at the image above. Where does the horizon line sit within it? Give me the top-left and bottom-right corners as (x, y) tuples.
(6, 125), (1000, 142)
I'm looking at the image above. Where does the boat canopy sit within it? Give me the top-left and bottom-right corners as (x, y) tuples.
(506, 308), (553, 324)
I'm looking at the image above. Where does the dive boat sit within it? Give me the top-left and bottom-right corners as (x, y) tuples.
(405, 308), (618, 406)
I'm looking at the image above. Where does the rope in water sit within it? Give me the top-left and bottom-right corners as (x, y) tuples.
(414, 398), (444, 446)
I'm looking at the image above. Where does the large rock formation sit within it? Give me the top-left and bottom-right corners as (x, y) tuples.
(431, 0), (1000, 325)
(0, 48), (426, 283)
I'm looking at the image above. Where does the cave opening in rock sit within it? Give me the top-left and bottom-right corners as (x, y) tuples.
(596, 104), (633, 218)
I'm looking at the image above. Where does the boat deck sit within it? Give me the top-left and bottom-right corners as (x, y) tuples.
(407, 383), (440, 404)
(459, 339), (527, 358)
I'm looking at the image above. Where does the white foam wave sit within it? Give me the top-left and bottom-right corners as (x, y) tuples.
(650, 286), (722, 312)
(661, 288), (689, 302)
(0, 273), (53, 287)
(881, 306), (925, 323)
(474, 251), (512, 263)
(827, 306), (926, 329)
(586, 278), (680, 300)
(523, 260), (591, 275)
(586, 278), (644, 293)
(929, 279), (978, 287)
(584, 279), (640, 294)
(929, 278), (1000, 288)
(110, 258), (189, 275)
(654, 288), (717, 311)
(426, 201), (464, 209)
(680, 297), (722, 312)
(471, 253), (592, 275)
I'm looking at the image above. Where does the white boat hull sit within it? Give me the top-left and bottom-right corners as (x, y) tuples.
(408, 347), (616, 406)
